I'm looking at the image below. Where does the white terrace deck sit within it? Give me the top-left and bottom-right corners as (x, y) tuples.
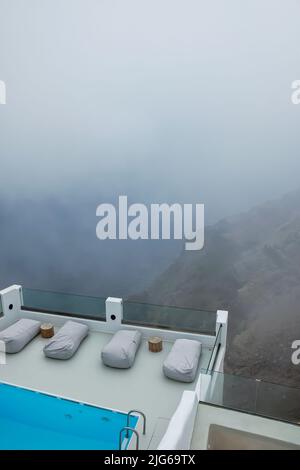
(0, 326), (212, 449)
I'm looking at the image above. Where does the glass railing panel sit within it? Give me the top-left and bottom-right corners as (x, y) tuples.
(203, 370), (258, 413)
(256, 380), (300, 424)
(123, 300), (216, 335)
(201, 370), (300, 425)
(22, 288), (106, 321)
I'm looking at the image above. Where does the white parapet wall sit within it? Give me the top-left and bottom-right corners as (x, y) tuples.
(157, 391), (199, 450)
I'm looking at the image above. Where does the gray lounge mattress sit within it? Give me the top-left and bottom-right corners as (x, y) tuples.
(101, 329), (142, 369)
(43, 320), (88, 360)
(0, 319), (41, 353)
(163, 338), (202, 383)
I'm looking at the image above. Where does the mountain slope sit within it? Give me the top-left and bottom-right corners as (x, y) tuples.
(135, 190), (300, 387)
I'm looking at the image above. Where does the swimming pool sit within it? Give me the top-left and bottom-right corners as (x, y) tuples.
(0, 382), (138, 450)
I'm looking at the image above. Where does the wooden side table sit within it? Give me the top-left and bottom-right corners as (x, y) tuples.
(40, 323), (54, 339)
(148, 336), (163, 353)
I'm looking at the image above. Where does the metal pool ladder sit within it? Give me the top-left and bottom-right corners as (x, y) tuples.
(119, 427), (139, 450)
(127, 410), (146, 435)
(119, 410), (147, 450)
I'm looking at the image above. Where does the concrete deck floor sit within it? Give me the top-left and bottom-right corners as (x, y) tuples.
(0, 328), (211, 449)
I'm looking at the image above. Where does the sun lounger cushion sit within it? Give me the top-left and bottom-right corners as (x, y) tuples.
(0, 319), (41, 353)
(163, 339), (202, 383)
(43, 320), (88, 360)
(101, 330), (142, 369)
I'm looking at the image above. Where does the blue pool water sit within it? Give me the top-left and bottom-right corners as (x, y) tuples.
(0, 382), (138, 450)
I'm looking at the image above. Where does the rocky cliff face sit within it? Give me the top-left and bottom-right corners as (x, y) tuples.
(135, 190), (300, 387)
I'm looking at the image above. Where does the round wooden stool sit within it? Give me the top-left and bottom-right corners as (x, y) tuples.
(148, 336), (163, 353)
(40, 323), (54, 339)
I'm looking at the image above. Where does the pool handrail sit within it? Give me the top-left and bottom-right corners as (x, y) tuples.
(119, 427), (139, 450)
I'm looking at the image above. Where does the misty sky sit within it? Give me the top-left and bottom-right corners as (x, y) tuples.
(0, 1), (300, 295)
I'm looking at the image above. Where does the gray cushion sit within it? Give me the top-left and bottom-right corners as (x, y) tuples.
(101, 330), (142, 369)
(43, 320), (88, 360)
(163, 339), (202, 383)
(0, 319), (41, 353)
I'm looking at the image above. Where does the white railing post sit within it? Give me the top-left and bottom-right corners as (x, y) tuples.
(0, 80), (6, 105)
(105, 297), (123, 330)
(0, 285), (23, 328)
(216, 310), (228, 373)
